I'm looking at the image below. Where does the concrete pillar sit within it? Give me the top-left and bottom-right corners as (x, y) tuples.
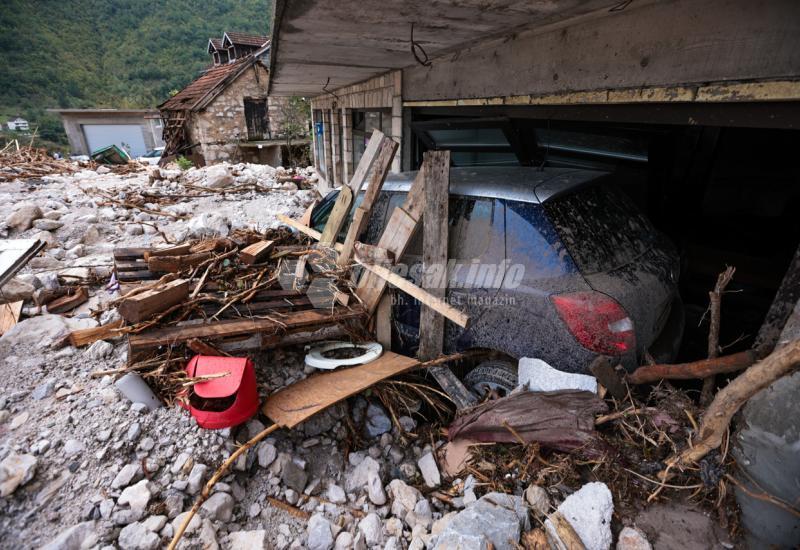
(322, 109), (334, 187)
(391, 70), (403, 173)
(330, 107), (343, 187)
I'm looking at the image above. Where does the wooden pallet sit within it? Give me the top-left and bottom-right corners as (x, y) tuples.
(113, 247), (158, 281)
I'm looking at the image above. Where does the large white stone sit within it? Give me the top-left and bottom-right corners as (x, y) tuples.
(118, 480), (152, 515)
(417, 452), (441, 488)
(546, 482), (613, 550)
(40, 520), (97, 550)
(517, 357), (597, 393)
(307, 513), (335, 550)
(228, 530), (266, 549)
(118, 521), (160, 550)
(0, 453), (37, 496)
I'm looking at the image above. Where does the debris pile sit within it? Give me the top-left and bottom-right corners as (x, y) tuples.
(1, 130), (796, 549)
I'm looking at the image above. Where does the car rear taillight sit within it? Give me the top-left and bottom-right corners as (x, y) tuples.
(550, 291), (635, 356)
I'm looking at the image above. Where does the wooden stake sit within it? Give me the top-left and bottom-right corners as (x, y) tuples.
(701, 266), (736, 404)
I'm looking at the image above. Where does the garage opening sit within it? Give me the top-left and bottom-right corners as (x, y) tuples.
(81, 123), (148, 157)
(407, 106), (800, 366)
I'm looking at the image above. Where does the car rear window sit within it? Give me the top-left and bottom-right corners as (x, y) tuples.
(544, 182), (656, 274)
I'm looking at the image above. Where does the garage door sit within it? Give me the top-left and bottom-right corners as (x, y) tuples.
(82, 124), (147, 157)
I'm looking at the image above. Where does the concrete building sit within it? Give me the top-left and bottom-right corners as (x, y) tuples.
(49, 109), (164, 157)
(158, 34), (308, 167)
(6, 117), (29, 132)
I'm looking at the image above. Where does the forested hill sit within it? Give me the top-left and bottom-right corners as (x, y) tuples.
(0, 0), (270, 123)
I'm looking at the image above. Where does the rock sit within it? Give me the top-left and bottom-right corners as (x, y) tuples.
(187, 212), (230, 239)
(187, 463), (208, 494)
(6, 203), (42, 232)
(125, 224), (144, 236)
(546, 482), (613, 550)
(345, 455), (381, 493)
(9, 411), (29, 429)
(0, 277), (35, 302)
(33, 218), (64, 231)
(32, 379), (56, 400)
(282, 459), (308, 493)
(387, 479), (422, 518)
(0, 314), (72, 348)
(524, 485), (551, 517)
(118, 522), (160, 550)
(407, 499), (433, 530)
(127, 422), (142, 441)
(96, 165), (111, 175)
(63, 439), (85, 457)
(334, 531), (353, 550)
(199, 519), (219, 550)
(164, 491), (185, 519)
(257, 441), (277, 468)
(616, 527), (652, 550)
(200, 491), (234, 521)
(112, 464), (143, 489)
(40, 520), (97, 550)
(228, 530), (266, 550)
(365, 402), (392, 437)
(326, 484), (347, 504)
(171, 452), (191, 474)
(84, 339), (114, 361)
(366, 470), (387, 505)
(517, 357), (597, 393)
(0, 453), (37, 496)
(307, 513), (335, 550)
(436, 492), (529, 550)
(358, 512), (384, 546)
(118, 480), (152, 515)
(417, 452), (441, 488)
(142, 515), (167, 533)
(171, 511), (201, 535)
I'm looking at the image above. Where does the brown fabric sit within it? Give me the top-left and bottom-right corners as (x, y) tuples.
(448, 390), (608, 455)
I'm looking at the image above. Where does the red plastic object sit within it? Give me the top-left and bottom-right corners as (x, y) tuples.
(185, 355), (259, 430)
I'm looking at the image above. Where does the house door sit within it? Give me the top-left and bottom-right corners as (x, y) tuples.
(244, 98), (270, 140)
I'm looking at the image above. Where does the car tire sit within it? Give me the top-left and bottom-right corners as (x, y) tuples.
(464, 360), (518, 398)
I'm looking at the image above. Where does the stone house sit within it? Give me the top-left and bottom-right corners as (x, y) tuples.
(158, 34), (306, 167)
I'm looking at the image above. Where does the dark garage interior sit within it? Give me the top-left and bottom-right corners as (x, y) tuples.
(406, 104), (800, 372)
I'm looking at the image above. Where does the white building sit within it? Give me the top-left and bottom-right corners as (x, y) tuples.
(6, 117), (29, 131)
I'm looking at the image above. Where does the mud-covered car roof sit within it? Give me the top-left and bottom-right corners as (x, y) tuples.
(381, 167), (607, 204)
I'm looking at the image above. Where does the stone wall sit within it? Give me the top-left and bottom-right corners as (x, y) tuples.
(310, 70), (402, 191)
(186, 63), (292, 165)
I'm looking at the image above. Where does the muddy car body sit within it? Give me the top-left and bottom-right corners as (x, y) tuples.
(312, 167), (684, 386)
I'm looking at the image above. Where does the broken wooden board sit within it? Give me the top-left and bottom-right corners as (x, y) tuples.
(147, 252), (211, 273)
(143, 243), (193, 260)
(0, 239), (45, 288)
(318, 185), (353, 246)
(68, 319), (126, 347)
(338, 135), (399, 266)
(113, 248), (158, 281)
(118, 279), (190, 324)
(356, 167), (426, 313)
(239, 240), (275, 265)
(128, 307), (365, 356)
(263, 351), (419, 428)
(46, 286), (89, 314)
(0, 300), (23, 335)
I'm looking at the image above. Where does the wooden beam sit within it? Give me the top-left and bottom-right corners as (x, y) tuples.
(128, 307), (365, 355)
(359, 262), (469, 328)
(118, 279), (190, 324)
(143, 243), (193, 260)
(147, 252), (211, 273)
(239, 240), (275, 265)
(337, 135), (399, 266)
(68, 319), (126, 347)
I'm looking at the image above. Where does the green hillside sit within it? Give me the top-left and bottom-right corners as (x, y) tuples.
(0, 0), (271, 145)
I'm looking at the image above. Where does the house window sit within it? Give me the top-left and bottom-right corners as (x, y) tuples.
(352, 109), (391, 167)
(244, 98), (270, 140)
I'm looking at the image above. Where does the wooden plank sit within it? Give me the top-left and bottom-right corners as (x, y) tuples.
(117, 270), (158, 281)
(147, 252), (211, 273)
(0, 301), (23, 335)
(118, 279), (190, 324)
(263, 351), (419, 428)
(143, 243), (193, 260)
(358, 262), (469, 328)
(46, 287), (89, 314)
(128, 307), (365, 354)
(114, 260), (149, 272)
(337, 135), (398, 266)
(419, 150), (450, 361)
(68, 319), (126, 347)
(346, 129), (384, 195)
(356, 167), (426, 312)
(239, 240), (275, 265)
(375, 294), (392, 347)
(318, 185), (353, 246)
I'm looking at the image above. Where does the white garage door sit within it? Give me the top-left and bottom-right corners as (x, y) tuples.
(82, 124), (148, 157)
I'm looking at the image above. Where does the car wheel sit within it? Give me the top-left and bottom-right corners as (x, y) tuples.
(463, 360), (518, 398)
